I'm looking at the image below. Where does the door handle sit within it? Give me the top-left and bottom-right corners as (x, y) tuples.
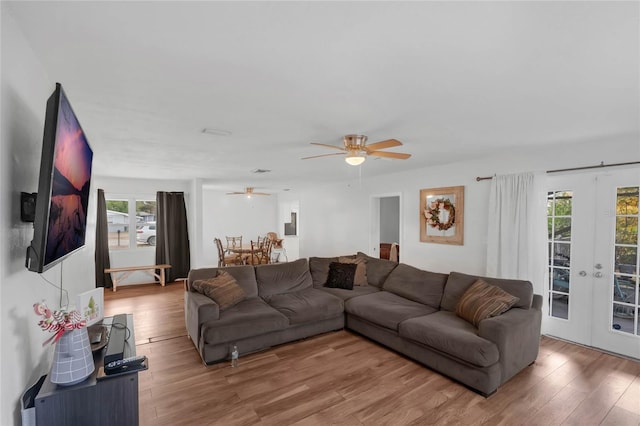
(594, 263), (603, 270)
(594, 271), (603, 278)
(578, 271), (587, 277)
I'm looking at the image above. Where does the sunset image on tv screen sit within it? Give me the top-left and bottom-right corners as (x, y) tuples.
(44, 90), (93, 265)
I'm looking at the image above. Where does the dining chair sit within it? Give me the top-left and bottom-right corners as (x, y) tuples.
(266, 232), (287, 262)
(225, 236), (243, 254)
(215, 238), (241, 266)
(262, 238), (273, 264)
(246, 239), (271, 265)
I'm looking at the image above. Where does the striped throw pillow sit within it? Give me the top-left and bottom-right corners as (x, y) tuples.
(192, 270), (246, 310)
(455, 279), (519, 327)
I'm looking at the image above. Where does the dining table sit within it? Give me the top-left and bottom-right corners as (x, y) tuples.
(227, 244), (253, 254)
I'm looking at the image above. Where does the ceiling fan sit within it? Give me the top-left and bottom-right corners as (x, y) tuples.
(302, 134), (411, 166)
(226, 187), (270, 197)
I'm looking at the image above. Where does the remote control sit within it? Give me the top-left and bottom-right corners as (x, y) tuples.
(105, 355), (147, 372)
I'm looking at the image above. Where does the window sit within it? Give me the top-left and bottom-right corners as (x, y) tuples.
(106, 197), (157, 250)
(106, 200), (130, 249)
(547, 191), (572, 319)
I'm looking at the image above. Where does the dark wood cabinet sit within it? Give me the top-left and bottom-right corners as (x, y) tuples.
(35, 315), (139, 426)
(380, 243), (399, 261)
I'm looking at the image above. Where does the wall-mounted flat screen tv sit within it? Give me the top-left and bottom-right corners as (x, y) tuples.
(26, 83), (93, 273)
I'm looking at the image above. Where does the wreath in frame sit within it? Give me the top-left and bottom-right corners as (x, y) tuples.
(424, 198), (455, 231)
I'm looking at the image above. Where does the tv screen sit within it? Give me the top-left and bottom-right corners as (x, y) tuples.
(26, 83), (93, 273)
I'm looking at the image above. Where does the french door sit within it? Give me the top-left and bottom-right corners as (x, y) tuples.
(544, 168), (640, 359)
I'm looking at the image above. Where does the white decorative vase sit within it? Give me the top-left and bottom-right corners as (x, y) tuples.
(50, 328), (95, 386)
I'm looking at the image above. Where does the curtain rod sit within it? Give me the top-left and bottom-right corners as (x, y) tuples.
(476, 160), (640, 182)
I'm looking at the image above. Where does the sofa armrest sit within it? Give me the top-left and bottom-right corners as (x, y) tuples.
(184, 291), (220, 347)
(478, 303), (542, 384)
(532, 293), (542, 310)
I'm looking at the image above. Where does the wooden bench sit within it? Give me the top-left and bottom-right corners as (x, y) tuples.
(104, 264), (171, 292)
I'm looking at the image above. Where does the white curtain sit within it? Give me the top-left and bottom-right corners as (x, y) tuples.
(486, 172), (542, 280)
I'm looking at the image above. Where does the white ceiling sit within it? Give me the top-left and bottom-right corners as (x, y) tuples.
(5, 1), (639, 192)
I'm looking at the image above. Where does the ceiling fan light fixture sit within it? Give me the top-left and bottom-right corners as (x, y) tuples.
(345, 152), (366, 166)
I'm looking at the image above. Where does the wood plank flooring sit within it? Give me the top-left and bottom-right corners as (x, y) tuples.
(105, 283), (640, 426)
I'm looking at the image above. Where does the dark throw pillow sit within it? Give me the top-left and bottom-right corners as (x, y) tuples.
(338, 256), (368, 286)
(192, 270), (247, 310)
(455, 279), (519, 327)
(324, 262), (357, 290)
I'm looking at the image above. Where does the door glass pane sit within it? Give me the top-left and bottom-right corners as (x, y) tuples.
(548, 191), (573, 319)
(553, 268), (570, 293)
(617, 187), (639, 215)
(551, 293), (569, 320)
(615, 246), (637, 274)
(615, 217), (638, 245)
(552, 243), (571, 267)
(554, 192), (572, 215)
(614, 275), (637, 303)
(611, 186), (639, 336)
(106, 199), (130, 249)
(612, 303), (635, 334)
(554, 217), (572, 240)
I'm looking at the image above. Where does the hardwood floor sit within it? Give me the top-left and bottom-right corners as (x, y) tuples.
(105, 283), (640, 426)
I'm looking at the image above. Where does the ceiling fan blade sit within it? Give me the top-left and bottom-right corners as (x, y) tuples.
(302, 152), (346, 160)
(310, 142), (346, 151)
(226, 192), (246, 195)
(364, 139), (402, 152)
(368, 151), (411, 160)
(252, 192), (271, 196)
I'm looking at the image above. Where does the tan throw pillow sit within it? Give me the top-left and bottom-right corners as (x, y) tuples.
(455, 279), (519, 327)
(338, 256), (368, 286)
(192, 270), (246, 310)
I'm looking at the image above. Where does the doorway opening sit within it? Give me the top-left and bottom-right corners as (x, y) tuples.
(371, 194), (401, 261)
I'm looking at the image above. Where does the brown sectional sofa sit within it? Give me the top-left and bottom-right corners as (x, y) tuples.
(184, 253), (542, 396)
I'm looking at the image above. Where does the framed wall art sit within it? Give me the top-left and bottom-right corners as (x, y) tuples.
(420, 185), (464, 245)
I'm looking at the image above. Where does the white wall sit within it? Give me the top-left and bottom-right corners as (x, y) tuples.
(279, 136), (639, 301)
(200, 187), (279, 267)
(0, 10), (97, 425)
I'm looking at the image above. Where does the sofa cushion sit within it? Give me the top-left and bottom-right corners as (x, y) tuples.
(345, 291), (436, 331)
(309, 256), (339, 288)
(441, 271), (533, 312)
(325, 262), (357, 290)
(382, 263), (448, 309)
(255, 258), (313, 298)
(456, 279), (519, 327)
(318, 285), (380, 301)
(399, 311), (500, 367)
(201, 297), (289, 344)
(338, 256), (368, 286)
(192, 271), (247, 310)
(188, 265), (258, 298)
(263, 288), (344, 325)
(356, 252), (398, 288)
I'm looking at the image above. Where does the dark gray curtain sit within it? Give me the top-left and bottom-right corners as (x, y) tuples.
(95, 189), (113, 288)
(156, 191), (191, 282)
